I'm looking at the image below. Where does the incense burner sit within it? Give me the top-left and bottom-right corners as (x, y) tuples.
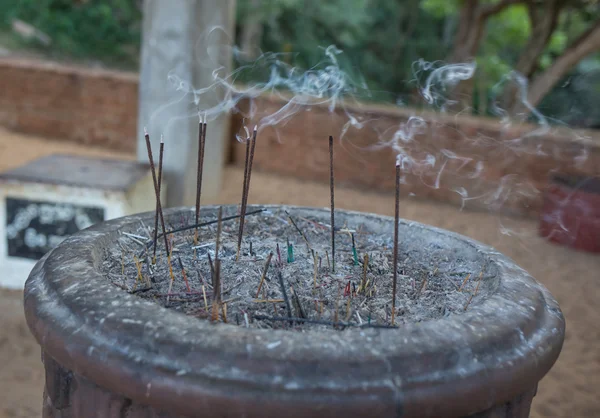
(24, 205), (564, 417)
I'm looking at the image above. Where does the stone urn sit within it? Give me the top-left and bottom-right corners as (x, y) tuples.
(24, 205), (565, 417)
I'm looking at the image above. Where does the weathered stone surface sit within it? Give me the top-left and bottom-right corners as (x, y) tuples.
(25, 205), (565, 417)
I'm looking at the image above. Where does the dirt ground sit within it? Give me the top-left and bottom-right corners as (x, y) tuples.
(1, 127), (598, 417)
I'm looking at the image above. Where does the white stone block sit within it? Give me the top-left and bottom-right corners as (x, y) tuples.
(0, 154), (165, 289)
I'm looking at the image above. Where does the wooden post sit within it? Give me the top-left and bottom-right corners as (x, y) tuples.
(137, 0), (236, 207)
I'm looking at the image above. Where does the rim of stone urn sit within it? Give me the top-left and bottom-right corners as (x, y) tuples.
(24, 205), (565, 418)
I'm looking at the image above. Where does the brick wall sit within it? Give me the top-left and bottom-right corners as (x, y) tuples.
(0, 58), (138, 152)
(231, 94), (600, 217)
(1, 57), (599, 217)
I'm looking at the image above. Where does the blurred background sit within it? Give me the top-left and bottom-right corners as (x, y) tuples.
(0, 0), (599, 124)
(0, 0), (599, 417)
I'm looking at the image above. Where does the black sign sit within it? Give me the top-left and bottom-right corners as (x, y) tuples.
(6, 197), (105, 260)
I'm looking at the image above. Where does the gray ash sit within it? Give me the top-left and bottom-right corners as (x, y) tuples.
(100, 205), (496, 331)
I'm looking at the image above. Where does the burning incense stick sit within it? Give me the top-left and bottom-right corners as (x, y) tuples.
(237, 134), (251, 260)
(391, 162), (400, 325)
(246, 126), (257, 194)
(144, 130), (169, 256)
(329, 135), (336, 273)
(237, 126), (258, 260)
(194, 114), (207, 239)
(151, 142), (162, 260)
(145, 129), (160, 260)
(155, 138), (165, 256)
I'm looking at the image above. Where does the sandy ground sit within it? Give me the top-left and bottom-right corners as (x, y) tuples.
(1, 127), (598, 417)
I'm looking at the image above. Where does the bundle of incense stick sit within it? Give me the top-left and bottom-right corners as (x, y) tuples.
(236, 126), (258, 260)
(195, 114), (207, 239)
(139, 127), (416, 329)
(144, 129), (169, 256)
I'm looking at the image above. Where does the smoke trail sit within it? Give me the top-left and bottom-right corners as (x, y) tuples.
(153, 37), (369, 141)
(145, 27), (594, 250)
(413, 59), (477, 109)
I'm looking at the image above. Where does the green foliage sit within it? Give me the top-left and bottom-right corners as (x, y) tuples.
(242, 0), (448, 105)
(0, 0), (598, 124)
(0, 0), (141, 66)
(420, 0), (458, 17)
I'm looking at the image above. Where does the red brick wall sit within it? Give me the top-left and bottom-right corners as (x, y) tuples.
(1, 58), (599, 217)
(231, 94), (600, 217)
(0, 58), (138, 152)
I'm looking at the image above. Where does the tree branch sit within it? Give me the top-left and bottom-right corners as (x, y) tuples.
(480, 0), (528, 18)
(526, 19), (600, 109)
(501, 0), (565, 111)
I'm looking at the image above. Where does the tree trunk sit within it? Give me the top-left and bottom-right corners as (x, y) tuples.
(523, 20), (600, 113)
(446, 1), (485, 110)
(446, 0), (526, 111)
(501, 0), (564, 112)
(239, 0), (263, 60)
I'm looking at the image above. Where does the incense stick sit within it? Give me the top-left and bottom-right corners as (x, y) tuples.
(286, 211), (311, 252)
(237, 134), (251, 260)
(155, 138), (165, 254)
(237, 126), (258, 261)
(459, 273), (472, 291)
(151, 137), (163, 259)
(211, 258), (222, 321)
(312, 250), (318, 289)
(207, 252), (215, 286)
(144, 130), (169, 256)
(215, 206), (223, 260)
(351, 233), (358, 265)
(361, 253), (369, 292)
(140, 209), (265, 255)
(391, 162), (400, 325)
(255, 252), (273, 298)
(277, 271), (293, 325)
(177, 256), (191, 293)
(194, 115), (206, 238)
(246, 126), (258, 195)
(329, 135), (336, 273)
(290, 285), (306, 319)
